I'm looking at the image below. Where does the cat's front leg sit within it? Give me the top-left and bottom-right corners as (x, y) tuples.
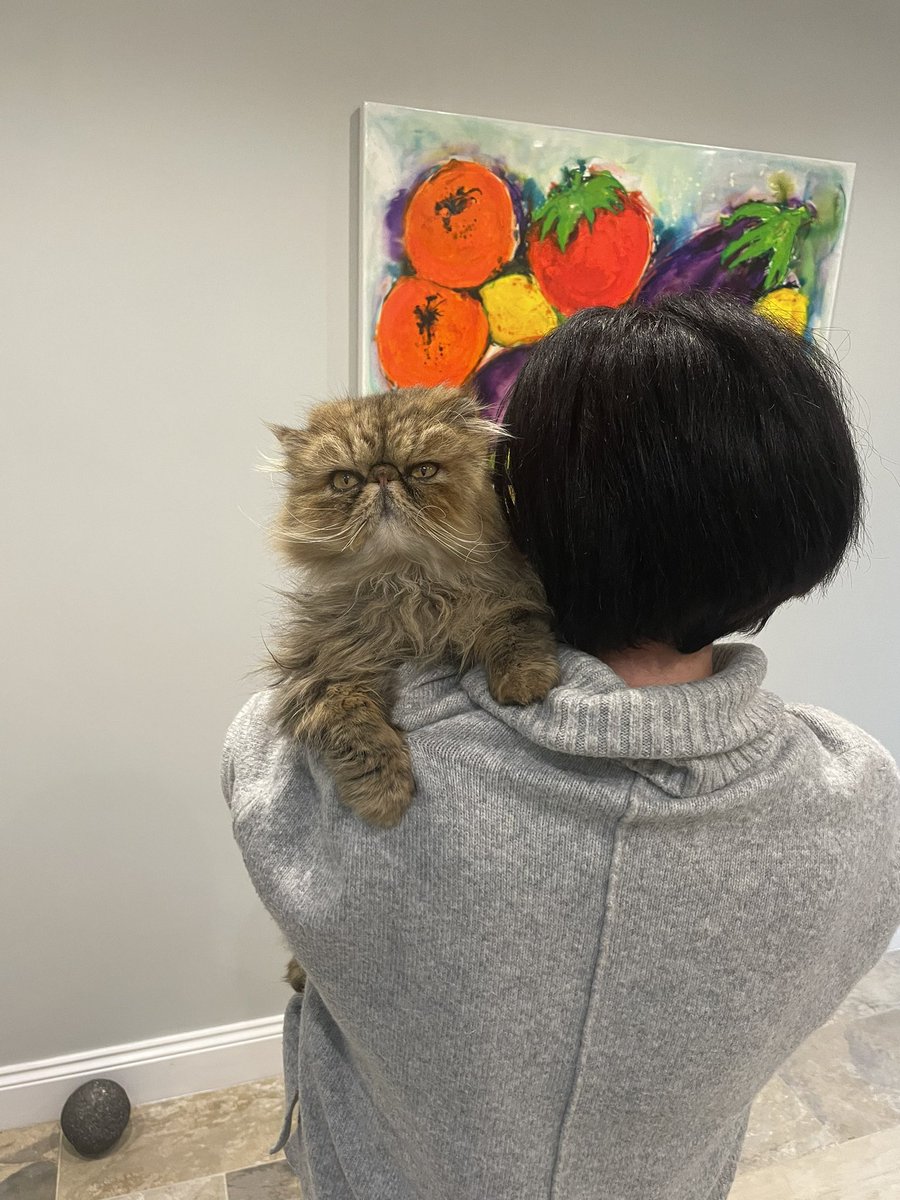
(283, 678), (414, 827)
(472, 608), (561, 706)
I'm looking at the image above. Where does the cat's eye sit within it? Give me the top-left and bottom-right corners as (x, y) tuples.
(408, 462), (439, 480)
(330, 470), (362, 492)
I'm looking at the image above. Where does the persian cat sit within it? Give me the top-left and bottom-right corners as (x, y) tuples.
(267, 384), (559, 828)
(267, 386), (560, 991)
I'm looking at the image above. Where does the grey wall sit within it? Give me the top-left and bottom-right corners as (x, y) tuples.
(2, 0), (898, 1066)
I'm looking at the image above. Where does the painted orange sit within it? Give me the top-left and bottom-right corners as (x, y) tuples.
(403, 160), (517, 289)
(375, 275), (490, 387)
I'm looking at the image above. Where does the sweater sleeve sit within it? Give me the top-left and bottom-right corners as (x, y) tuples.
(786, 703), (900, 781)
(787, 702), (900, 935)
(220, 690), (280, 815)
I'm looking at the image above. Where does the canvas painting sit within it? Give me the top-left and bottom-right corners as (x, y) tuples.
(358, 103), (853, 420)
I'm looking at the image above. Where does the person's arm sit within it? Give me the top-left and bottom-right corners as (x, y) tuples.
(220, 689), (309, 822)
(220, 692), (269, 814)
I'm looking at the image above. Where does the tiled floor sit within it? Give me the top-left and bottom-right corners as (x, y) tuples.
(3, 953), (900, 1200)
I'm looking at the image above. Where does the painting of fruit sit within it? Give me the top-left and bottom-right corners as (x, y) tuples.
(479, 274), (557, 347)
(403, 159), (519, 290)
(473, 344), (535, 424)
(752, 287), (810, 335)
(375, 275), (489, 388)
(637, 196), (816, 305)
(526, 166), (653, 314)
(361, 104), (853, 406)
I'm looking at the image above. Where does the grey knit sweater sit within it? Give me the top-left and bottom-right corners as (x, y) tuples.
(221, 644), (900, 1200)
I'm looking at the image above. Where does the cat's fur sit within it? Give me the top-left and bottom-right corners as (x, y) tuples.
(266, 388), (564, 988)
(266, 387), (559, 990)
(267, 383), (559, 814)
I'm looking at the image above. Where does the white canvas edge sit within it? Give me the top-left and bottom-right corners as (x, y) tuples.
(361, 100), (857, 174)
(357, 105), (370, 391)
(814, 163), (856, 336)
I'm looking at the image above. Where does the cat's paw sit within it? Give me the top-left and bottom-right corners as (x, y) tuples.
(339, 747), (415, 828)
(488, 656), (561, 706)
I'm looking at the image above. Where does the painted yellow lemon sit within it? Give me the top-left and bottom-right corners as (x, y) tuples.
(753, 288), (810, 335)
(480, 274), (558, 347)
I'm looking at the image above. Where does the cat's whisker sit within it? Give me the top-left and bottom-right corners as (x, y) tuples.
(341, 519), (369, 551)
(274, 511), (372, 553)
(419, 507), (507, 551)
(281, 519), (358, 537)
(277, 525), (363, 546)
(276, 531), (336, 544)
(418, 528), (488, 561)
(415, 510), (499, 550)
(237, 505), (266, 531)
(410, 511), (501, 563)
(254, 452), (287, 474)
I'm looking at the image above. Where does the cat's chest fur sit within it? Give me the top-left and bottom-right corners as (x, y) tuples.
(328, 565), (484, 664)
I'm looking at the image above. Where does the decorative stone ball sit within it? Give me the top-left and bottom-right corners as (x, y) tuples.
(60, 1078), (131, 1156)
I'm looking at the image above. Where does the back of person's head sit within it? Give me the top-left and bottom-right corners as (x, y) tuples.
(496, 293), (863, 655)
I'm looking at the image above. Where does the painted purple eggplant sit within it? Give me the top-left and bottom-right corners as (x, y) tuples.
(473, 345), (534, 424)
(638, 199), (815, 304)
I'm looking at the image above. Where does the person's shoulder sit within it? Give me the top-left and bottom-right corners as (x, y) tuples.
(220, 688), (296, 811)
(784, 702), (900, 798)
(391, 663), (482, 734)
(222, 688), (278, 760)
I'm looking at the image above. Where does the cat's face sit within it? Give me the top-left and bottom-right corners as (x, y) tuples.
(271, 386), (503, 577)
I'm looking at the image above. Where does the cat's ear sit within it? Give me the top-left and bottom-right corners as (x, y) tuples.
(265, 422), (308, 452)
(442, 389), (508, 442)
(428, 386), (485, 426)
(441, 388), (482, 424)
(256, 422), (309, 475)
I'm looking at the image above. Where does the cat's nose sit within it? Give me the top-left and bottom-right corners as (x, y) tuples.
(372, 463), (399, 487)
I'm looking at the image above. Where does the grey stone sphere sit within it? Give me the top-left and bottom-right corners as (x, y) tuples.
(60, 1078), (131, 1156)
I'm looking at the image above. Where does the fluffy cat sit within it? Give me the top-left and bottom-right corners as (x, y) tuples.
(266, 385), (560, 992)
(266, 385), (559, 834)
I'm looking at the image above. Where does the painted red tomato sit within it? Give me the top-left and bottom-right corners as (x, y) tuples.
(527, 166), (653, 315)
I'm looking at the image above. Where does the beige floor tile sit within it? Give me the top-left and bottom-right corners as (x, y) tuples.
(0, 1161), (58, 1200)
(105, 1176), (226, 1200)
(225, 1161), (298, 1200)
(738, 1073), (834, 1173)
(729, 1159), (807, 1200)
(780, 1012), (900, 1143)
(846, 1009), (900, 1091)
(831, 992), (884, 1024)
(850, 954), (900, 1017)
(57, 1078), (282, 1200)
(830, 954), (900, 1024)
(0, 1120), (59, 1166)
(0, 1119), (59, 1200)
(728, 1126), (900, 1199)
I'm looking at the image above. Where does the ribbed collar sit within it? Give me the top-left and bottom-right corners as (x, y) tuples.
(395, 643), (784, 795)
(459, 643), (782, 764)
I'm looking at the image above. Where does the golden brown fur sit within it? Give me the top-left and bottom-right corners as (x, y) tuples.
(266, 388), (556, 988)
(266, 387), (559, 988)
(268, 385), (559, 809)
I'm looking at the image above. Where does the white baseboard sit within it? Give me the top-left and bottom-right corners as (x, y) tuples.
(0, 1013), (283, 1132)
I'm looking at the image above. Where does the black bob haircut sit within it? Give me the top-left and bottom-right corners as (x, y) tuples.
(495, 293), (863, 656)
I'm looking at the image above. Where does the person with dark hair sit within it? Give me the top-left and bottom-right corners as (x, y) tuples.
(498, 294), (863, 660)
(223, 295), (900, 1200)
